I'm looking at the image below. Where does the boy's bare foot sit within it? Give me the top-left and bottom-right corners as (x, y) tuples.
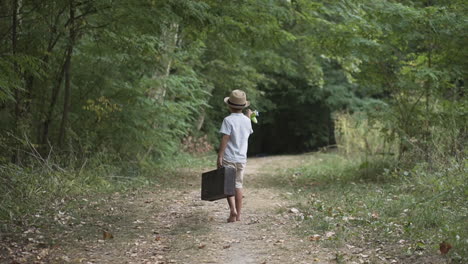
(236, 216), (241, 221)
(227, 212), (237, 223)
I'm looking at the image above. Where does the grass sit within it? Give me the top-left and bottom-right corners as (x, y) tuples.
(0, 152), (214, 231)
(278, 152), (467, 263)
(0, 151), (215, 263)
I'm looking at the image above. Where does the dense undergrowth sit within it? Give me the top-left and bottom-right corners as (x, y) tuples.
(0, 152), (213, 232)
(1, 111), (465, 263)
(279, 113), (467, 263)
(282, 153), (466, 262)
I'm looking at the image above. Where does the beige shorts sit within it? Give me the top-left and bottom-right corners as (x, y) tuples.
(222, 160), (246, 189)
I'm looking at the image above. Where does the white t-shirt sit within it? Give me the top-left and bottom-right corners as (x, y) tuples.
(219, 113), (253, 163)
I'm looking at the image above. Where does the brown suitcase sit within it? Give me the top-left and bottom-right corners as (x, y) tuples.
(201, 166), (236, 201)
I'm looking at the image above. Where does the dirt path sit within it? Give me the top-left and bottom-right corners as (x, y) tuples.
(34, 155), (335, 264)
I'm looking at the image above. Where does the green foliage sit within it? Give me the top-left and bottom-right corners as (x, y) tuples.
(282, 153), (467, 262)
(0, 0), (465, 244)
(2, 0), (462, 160)
(345, 0), (467, 162)
(335, 112), (398, 157)
(0, 154), (145, 223)
(0, 149), (214, 226)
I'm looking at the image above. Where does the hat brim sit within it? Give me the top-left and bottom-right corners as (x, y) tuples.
(224, 97), (250, 109)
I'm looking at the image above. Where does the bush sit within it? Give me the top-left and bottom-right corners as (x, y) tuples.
(281, 113), (467, 262)
(334, 112), (398, 157)
(0, 153), (147, 225)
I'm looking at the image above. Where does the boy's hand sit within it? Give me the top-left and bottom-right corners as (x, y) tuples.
(245, 109), (253, 118)
(217, 134), (230, 168)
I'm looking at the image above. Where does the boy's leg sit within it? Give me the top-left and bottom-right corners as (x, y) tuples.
(223, 160), (245, 223)
(234, 162), (246, 221)
(227, 196), (237, 222)
(223, 160), (237, 222)
(235, 188), (242, 221)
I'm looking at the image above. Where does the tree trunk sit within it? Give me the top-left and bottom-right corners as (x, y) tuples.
(58, 45), (73, 147)
(196, 108), (205, 131)
(12, 0), (20, 164)
(424, 47), (432, 164)
(58, 0), (76, 147)
(12, 0), (19, 118)
(41, 60), (66, 147)
(38, 8), (67, 147)
(149, 23), (179, 101)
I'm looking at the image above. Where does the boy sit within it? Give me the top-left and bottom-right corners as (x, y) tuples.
(217, 89), (253, 223)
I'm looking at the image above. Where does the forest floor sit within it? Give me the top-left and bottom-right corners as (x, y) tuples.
(1, 154), (449, 263)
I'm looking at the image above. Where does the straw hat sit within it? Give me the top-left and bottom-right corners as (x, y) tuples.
(224, 90), (250, 109)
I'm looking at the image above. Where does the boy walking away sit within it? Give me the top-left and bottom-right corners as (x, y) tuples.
(217, 90), (253, 223)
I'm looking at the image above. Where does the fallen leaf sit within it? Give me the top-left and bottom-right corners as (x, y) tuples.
(61, 256), (71, 262)
(309, 235), (321, 241)
(371, 212), (380, 219)
(289, 208), (300, 214)
(198, 244), (206, 249)
(155, 236), (162, 241)
(103, 230), (113, 240)
(37, 248), (49, 259)
(274, 240), (284, 245)
(325, 231), (335, 238)
(439, 241), (452, 255)
(223, 245), (231, 249)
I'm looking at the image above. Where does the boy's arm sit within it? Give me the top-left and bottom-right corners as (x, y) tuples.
(244, 109), (252, 118)
(217, 134), (230, 168)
